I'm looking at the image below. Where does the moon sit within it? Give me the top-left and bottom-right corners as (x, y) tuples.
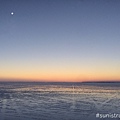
(11, 12), (14, 15)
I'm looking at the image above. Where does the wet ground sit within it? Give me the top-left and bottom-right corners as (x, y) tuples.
(0, 82), (120, 120)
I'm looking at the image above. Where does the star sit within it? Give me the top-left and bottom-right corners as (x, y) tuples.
(11, 12), (14, 15)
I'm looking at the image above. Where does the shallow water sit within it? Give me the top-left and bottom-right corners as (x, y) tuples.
(0, 82), (120, 120)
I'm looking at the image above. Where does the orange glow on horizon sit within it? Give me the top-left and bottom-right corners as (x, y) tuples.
(0, 74), (120, 82)
(0, 61), (120, 82)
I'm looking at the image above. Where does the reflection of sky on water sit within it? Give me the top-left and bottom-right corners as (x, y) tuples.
(0, 82), (120, 120)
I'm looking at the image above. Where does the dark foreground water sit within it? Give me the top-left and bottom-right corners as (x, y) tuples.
(0, 82), (120, 120)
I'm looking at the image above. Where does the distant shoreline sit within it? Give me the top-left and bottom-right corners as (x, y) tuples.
(0, 81), (120, 83)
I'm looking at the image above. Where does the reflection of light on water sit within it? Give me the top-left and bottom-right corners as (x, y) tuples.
(70, 85), (76, 110)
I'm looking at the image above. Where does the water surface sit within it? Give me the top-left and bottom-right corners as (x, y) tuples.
(0, 82), (120, 120)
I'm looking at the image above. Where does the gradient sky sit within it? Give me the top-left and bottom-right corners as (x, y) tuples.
(0, 0), (120, 82)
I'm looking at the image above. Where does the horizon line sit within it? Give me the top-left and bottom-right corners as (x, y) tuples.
(0, 80), (120, 83)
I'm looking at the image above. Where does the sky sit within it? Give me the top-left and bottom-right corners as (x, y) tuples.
(0, 0), (120, 82)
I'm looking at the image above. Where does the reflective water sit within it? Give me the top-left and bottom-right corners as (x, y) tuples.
(0, 82), (120, 120)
